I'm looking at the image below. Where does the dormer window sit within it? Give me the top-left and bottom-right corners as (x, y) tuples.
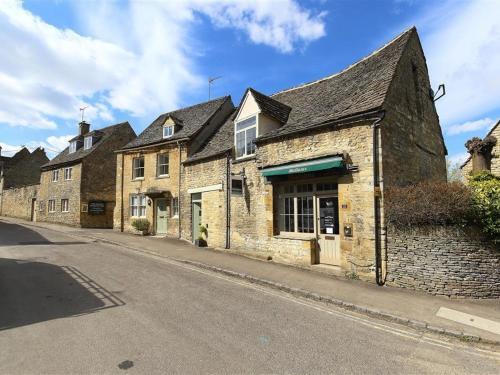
(163, 125), (174, 138)
(69, 141), (77, 154)
(235, 115), (257, 158)
(84, 136), (92, 150)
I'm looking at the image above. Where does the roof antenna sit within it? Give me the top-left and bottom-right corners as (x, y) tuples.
(79, 106), (89, 122)
(208, 76), (222, 100)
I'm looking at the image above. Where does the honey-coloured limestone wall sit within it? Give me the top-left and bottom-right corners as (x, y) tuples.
(0, 184), (38, 220)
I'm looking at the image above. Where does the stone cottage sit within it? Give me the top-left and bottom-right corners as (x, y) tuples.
(461, 120), (499, 179)
(0, 146), (49, 220)
(38, 121), (136, 228)
(114, 97), (234, 235)
(180, 27), (447, 281)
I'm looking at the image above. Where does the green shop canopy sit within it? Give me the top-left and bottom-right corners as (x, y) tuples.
(261, 156), (344, 177)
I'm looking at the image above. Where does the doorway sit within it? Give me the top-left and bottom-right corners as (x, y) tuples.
(155, 198), (168, 235)
(192, 193), (202, 242)
(316, 196), (340, 265)
(30, 198), (37, 222)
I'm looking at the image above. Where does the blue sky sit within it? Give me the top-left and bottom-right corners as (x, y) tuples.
(1, 0), (499, 166)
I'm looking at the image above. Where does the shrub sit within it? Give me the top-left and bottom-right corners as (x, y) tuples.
(131, 218), (150, 233)
(469, 172), (500, 242)
(384, 181), (473, 227)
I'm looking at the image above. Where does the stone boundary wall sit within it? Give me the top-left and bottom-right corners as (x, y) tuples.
(0, 184), (38, 220)
(387, 226), (499, 298)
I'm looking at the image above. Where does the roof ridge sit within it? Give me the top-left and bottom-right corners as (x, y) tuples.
(168, 95), (229, 116)
(271, 26), (416, 97)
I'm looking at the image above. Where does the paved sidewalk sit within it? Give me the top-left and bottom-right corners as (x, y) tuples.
(2, 216), (499, 344)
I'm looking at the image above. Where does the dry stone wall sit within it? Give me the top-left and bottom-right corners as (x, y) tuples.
(0, 184), (38, 220)
(387, 226), (500, 298)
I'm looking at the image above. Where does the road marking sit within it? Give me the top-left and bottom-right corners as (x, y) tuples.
(437, 307), (500, 335)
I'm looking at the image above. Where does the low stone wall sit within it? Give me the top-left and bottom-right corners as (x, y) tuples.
(0, 184), (38, 220)
(387, 226), (499, 298)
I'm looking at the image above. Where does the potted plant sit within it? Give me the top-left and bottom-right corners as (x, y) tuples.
(131, 218), (150, 236)
(195, 225), (208, 247)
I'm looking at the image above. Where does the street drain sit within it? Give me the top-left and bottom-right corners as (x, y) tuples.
(118, 360), (134, 370)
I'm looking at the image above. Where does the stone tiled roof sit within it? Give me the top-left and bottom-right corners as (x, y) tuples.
(185, 109), (237, 163)
(246, 88), (291, 124)
(187, 27), (415, 163)
(42, 122), (133, 170)
(121, 96), (231, 150)
(2, 147), (49, 188)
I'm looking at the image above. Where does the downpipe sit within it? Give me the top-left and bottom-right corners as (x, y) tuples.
(372, 113), (386, 286)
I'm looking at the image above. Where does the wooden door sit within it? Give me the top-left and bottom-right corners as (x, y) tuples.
(155, 199), (168, 234)
(192, 201), (202, 242)
(316, 196), (340, 265)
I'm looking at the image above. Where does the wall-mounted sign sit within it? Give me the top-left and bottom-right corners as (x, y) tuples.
(88, 201), (105, 215)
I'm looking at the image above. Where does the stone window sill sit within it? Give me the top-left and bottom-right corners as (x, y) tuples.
(156, 175), (170, 179)
(132, 178), (145, 181)
(274, 233), (316, 241)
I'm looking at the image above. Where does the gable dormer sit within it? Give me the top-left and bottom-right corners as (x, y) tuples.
(162, 115), (183, 139)
(234, 88), (291, 159)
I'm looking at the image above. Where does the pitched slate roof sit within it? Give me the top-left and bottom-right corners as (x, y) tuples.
(121, 96), (231, 150)
(185, 109), (237, 163)
(42, 122), (133, 170)
(187, 27), (415, 163)
(245, 88), (291, 124)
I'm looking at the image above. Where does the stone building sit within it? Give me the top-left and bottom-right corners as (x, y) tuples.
(460, 120), (499, 179)
(38, 121), (136, 228)
(180, 27), (447, 281)
(114, 97), (234, 235)
(0, 146), (49, 220)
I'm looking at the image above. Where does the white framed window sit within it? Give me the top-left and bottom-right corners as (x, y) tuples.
(84, 136), (92, 150)
(235, 115), (257, 158)
(61, 199), (69, 212)
(157, 154), (169, 177)
(52, 170), (59, 182)
(132, 157), (144, 179)
(64, 167), (72, 180)
(69, 141), (77, 153)
(163, 125), (174, 138)
(130, 195), (146, 217)
(48, 199), (56, 213)
(172, 197), (179, 217)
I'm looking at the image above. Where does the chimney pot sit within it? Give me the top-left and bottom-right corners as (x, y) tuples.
(79, 121), (90, 136)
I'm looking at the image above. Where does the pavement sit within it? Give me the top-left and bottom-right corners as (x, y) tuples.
(2, 216), (499, 346)
(0, 218), (499, 374)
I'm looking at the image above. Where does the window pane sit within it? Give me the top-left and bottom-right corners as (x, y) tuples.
(236, 131), (245, 158)
(297, 196), (314, 233)
(236, 116), (256, 131)
(157, 154), (169, 176)
(246, 127), (256, 155)
(280, 197), (295, 232)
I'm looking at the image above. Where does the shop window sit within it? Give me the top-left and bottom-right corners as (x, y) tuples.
(297, 196), (314, 233)
(130, 195), (146, 217)
(132, 157), (144, 179)
(280, 196), (295, 232)
(317, 183), (338, 192)
(297, 183), (313, 193)
(231, 176), (244, 195)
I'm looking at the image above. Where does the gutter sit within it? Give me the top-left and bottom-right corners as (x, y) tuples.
(115, 137), (190, 154)
(119, 152), (125, 232)
(177, 141), (182, 239)
(225, 151), (231, 249)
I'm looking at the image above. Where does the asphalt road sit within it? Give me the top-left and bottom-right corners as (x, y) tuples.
(0, 220), (498, 374)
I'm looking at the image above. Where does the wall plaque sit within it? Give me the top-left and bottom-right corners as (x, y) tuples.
(88, 201), (105, 215)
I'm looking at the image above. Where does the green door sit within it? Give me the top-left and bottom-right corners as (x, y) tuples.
(192, 196), (202, 242)
(156, 198), (168, 234)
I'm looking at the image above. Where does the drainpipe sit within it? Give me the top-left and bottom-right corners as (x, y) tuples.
(177, 141), (182, 239)
(225, 151), (231, 249)
(120, 152), (124, 232)
(372, 112), (385, 286)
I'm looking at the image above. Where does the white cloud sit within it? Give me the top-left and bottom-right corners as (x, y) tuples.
(447, 152), (469, 166)
(446, 117), (496, 135)
(0, 0), (326, 131)
(1, 134), (73, 159)
(422, 0), (500, 126)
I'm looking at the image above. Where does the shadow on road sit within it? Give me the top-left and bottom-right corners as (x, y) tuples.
(0, 220), (88, 247)
(0, 257), (125, 331)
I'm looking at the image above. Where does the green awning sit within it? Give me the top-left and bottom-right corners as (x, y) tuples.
(261, 156), (344, 177)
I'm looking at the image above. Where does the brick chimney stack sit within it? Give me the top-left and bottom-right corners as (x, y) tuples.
(79, 121), (90, 136)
